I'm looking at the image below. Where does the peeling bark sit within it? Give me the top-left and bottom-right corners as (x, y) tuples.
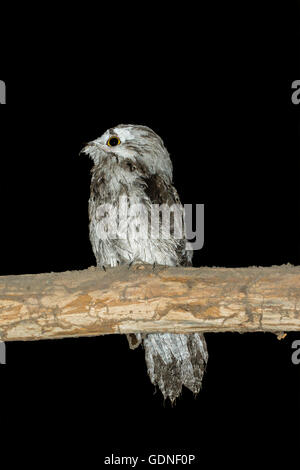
(0, 264), (300, 341)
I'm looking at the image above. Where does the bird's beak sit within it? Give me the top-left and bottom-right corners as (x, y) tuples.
(80, 141), (97, 155)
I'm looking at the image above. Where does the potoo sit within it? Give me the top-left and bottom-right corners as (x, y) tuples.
(82, 124), (207, 402)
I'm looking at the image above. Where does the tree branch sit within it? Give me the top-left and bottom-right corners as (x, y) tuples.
(0, 264), (299, 341)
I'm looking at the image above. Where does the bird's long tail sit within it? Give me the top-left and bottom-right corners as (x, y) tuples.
(143, 332), (208, 403)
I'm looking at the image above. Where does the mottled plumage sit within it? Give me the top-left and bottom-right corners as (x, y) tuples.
(83, 124), (208, 402)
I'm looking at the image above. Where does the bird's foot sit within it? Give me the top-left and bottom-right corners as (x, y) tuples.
(127, 261), (148, 271)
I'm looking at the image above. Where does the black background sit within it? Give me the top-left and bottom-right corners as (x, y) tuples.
(1, 1), (300, 467)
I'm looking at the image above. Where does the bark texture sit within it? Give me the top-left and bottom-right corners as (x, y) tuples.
(0, 264), (299, 341)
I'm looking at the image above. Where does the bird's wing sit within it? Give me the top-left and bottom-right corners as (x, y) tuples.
(142, 173), (193, 266)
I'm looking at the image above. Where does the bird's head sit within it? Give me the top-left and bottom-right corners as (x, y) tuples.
(81, 124), (173, 181)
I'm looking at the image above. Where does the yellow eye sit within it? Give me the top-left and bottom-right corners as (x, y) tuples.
(107, 136), (121, 147)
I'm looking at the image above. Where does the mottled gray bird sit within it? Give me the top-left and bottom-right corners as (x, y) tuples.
(83, 124), (208, 402)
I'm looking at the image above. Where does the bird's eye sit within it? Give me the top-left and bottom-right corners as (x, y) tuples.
(107, 136), (121, 147)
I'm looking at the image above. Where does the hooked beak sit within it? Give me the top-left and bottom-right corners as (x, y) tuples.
(79, 141), (101, 156)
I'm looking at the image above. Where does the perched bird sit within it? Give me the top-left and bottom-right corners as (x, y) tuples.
(82, 124), (208, 402)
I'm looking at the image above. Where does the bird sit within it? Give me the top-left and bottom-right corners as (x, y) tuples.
(82, 124), (208, 402)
